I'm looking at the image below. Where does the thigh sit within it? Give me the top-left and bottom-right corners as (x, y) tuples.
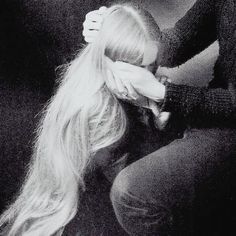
(111, 128), (236, 235)
(114, 128), (236, 202)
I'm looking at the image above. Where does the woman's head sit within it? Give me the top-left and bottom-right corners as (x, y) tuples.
(0, 4), (161, 236)
(90, 4), (161, 73)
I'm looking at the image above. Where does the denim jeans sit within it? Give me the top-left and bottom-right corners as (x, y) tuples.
(110, 128), (236, 236)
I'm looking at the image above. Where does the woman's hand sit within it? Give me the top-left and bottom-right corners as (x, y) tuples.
(82, 6), (107, 43)
(107, 61), (166, 102)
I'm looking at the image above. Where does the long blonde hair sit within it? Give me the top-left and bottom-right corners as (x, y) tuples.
(0, 4), (160, 236)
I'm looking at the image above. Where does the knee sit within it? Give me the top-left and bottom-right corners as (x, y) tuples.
(110, 166), (131, 199)
(110, 166), (134, 217)
(110, 166), (174, 236)
(110, 164), (143, 208)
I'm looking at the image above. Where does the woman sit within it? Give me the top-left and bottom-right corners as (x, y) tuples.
(83, 0), (236, 235)
(0, 4), (166, 236)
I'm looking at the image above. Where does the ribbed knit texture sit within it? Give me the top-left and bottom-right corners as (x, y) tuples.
(160, 0), (236, 126)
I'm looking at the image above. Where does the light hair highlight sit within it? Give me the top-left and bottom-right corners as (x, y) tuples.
(0, 4), (160, 235)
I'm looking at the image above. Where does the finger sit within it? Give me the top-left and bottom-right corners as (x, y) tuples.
(111, 68), (133, 82)
(112, 72), (127, 96)
(157, 112), (171, 129)
(98, 6), (108, 14)
(112, 60), (142, 77)
(82, 29), (99, 38)
(106, 69), (118, 94)
(85, 10), (99, 21)
(156, 74), (168, 84)
(108, 60), (139, 97)
(85, 11), (104, 22)
(122, 81), (139, 100)
(106, 58), (128, 98)
(114, 61), (141, 71)
(83, 32), (99, 43)
(148, 100), (160, 117)
(108, 67), (132, 98)
(84, 36), (96, 43)
(160, 75), (169, 84)
(83, 20), (102, 31)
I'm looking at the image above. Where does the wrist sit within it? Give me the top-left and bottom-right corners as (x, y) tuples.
(159, 83), (166, 100)
(148, 81), (166, 102)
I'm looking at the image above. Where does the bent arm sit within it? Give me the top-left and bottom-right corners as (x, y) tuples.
(161, 82), (236, 124)
(160, 0), (217, 67)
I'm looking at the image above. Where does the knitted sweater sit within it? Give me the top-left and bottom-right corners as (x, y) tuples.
(160, 0), (236, 126)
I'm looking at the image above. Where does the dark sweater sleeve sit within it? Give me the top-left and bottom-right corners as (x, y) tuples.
(160, 0), (217, 67)
(161, 82), (235, 122)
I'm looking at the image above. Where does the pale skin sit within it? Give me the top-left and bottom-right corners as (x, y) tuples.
(83, 7), (166, 104)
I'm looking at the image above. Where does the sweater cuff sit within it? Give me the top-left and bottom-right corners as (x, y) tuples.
(161, 82), (204, 116)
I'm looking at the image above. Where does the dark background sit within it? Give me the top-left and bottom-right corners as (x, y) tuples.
(0, 0), (110, 207)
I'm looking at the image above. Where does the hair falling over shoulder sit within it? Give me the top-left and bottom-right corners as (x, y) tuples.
(0, 4), (160, 235)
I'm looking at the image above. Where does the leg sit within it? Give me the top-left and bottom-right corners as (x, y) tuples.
(110, 128), (236, 236)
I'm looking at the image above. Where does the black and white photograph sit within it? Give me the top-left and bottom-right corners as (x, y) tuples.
(0, 0), (236, 235)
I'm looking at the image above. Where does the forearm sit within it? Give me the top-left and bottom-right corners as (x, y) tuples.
(161, 82), (236, 122)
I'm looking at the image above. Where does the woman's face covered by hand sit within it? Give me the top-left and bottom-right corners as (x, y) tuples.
(141, 41), (159, 74)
